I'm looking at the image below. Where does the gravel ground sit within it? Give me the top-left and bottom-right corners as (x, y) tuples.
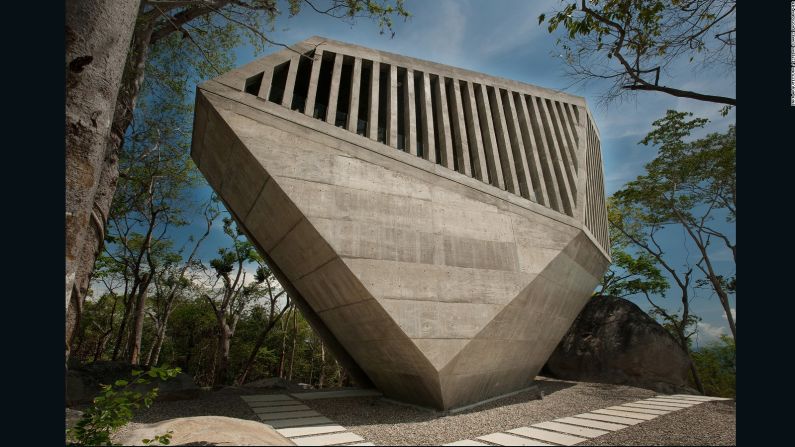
(105, 378), (735, 446)
(587, 400), (736, 446)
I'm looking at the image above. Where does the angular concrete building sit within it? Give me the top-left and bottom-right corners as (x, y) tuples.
(191, 36), (611, 411)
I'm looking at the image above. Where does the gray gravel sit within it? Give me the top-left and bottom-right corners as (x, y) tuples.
(302, 378), (734, 446)
(587, 400), (736, 446)
(106, 378), (735, 446)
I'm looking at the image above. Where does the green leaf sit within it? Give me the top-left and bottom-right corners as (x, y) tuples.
(537, 13), (545, 24)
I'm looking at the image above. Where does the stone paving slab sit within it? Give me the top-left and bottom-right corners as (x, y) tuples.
(443, 440), (490, 446)
(646, 397), (701, 406)
(276, 425), (347, 438)
(575, 413), (643, 425)
(242, 394), (296, 402)
(609, 405), (670, 415)
(264, 416), (334, 429)
(477, 432), (552, 446)
(506, 426), (586, 445)
(591, 409), (656, 420)
(643, 399), (695, 407)
(554, 417), (626, 431)
(248, 399), (301, 408)
(290, 432), (364, 446)
(253, 404), (312, 413)
(668, 394), (731, 401)
(532, 422), (609, 438)
(622, 402), (683, 411)
(258, 410), (321, 420)
(291, 389), (383, 400)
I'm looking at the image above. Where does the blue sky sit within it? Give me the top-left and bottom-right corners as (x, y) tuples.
(178, 0), (735, 346)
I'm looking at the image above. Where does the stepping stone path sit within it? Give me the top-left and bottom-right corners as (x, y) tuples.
(443, 394), (732, 446)
(241, 393), (374, 445)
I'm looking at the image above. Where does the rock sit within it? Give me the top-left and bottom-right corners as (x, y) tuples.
(114, 416), (294, 446)
(66, 361), (200, 406)
(543, 295), (697, 394)
(65, 408), (83, 430)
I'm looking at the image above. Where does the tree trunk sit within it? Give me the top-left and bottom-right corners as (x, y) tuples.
(66, 149), (118, 361)
(277, 306), (290, 378)
(288, 309), (298, 381)
(318, 342), (325, 389)
(214, 323), (233, 386)
(111, 281), (139, 360)
(128, 273), (151, 365)
(66, 0), (141, 323)
(237, 299), (290, 385)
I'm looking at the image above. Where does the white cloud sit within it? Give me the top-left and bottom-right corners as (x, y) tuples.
(695, 320), (727, 344)
(722, 308), (736, 321)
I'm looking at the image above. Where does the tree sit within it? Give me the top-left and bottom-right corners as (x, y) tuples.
(608, 199), (705, 393)
(66, 0), (142, 326)
(539, 0), (736, 105)
(200, 216), (262, 386)
(618, 110), (736, 341)
(67, 0), (410, 360)
(236, 263), (291, 385)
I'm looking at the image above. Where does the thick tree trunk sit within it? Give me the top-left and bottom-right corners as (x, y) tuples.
(128, 273), (151, 365)
(66, 148), (118, 360)
(66, 0), (141, 321)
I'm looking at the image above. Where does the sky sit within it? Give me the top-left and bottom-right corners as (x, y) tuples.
(175, 0), (735, 346)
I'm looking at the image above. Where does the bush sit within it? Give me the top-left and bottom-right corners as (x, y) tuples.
(67, 366), (181, 446)
(691, 335), (735, 398)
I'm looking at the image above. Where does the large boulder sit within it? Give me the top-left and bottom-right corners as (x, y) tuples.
(114, 416), (294, 446)
(66, 361), (200, 406)
(544, 295), (696, 394)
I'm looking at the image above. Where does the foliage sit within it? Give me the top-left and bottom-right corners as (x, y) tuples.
(67, 366), (181, 446)
(538, 0), (736, 104)
(691, 335), (735, 397)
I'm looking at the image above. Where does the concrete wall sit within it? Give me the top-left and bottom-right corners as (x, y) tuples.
(190, 37), (611, 410)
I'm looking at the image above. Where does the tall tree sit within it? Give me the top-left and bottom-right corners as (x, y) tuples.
(237, 263), (291, 384)
(66, 0), (142, 325)
(201, 217), (261, 386)
(67, 0), (410, 356)
(607, 200), (704, 393)
(616, 110), (736, 341)
(539, 0), (735, 105)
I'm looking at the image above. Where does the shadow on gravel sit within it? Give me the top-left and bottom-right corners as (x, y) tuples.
(305, 378), (578, 426)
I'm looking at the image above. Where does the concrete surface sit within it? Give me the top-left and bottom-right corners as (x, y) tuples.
(191, 36), (611, 410)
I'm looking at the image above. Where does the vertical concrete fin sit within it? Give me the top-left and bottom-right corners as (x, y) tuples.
(461, 81), (488, 183)
(257, 66), (274, 101)
(346, 57), (362, 133)
(547, 99), (578, 205)
(404, 68), (418, 155)
(488, 86), (518, 193)
(474, 83), (504, 190)
(514, 92), (548, 207)
(304, 49), (324, 118)
(525, 94), (563, 213)
(387, 64), (399, 148)
(368, 61), (380, 141)
(449, 79), (472, 177)
(537, 97), (575, 216)
(503, 90), (535, 202)
(433, 75), (454, 169)
(281, 54), (300, 108)
(419, 72), (436, 163)
(325, 53), (343, 125)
